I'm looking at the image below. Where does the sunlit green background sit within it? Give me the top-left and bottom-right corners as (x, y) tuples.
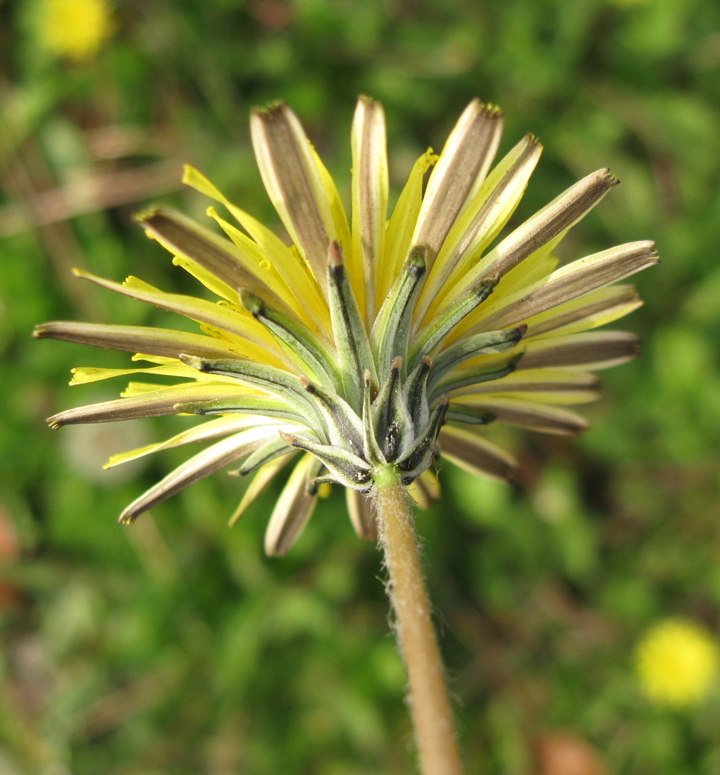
(2, 0), (720, 772)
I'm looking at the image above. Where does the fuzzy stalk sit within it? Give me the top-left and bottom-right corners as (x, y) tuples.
(373, 464), (464, 775)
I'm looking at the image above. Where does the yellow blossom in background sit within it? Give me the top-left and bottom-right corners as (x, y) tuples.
(38, 0), (113, 61)
(636, 619), (719, 707)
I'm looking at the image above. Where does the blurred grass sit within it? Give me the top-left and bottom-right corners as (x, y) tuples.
(1, 0), (720, 773)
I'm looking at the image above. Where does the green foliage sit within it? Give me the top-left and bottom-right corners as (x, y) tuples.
(2, 0), (720, 772)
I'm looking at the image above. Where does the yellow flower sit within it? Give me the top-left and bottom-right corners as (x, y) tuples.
(35, 97), (657, 554)
(636, 619), (719, 706)
(38, 0), (113, 62)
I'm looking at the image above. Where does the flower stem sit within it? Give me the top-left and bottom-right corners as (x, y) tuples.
(373, 465), (464, 775)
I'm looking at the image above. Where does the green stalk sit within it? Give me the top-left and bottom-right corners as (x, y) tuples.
(373, 465), (464, 775)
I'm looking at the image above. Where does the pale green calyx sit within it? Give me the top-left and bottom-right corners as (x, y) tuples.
(179, 238), (519, 492)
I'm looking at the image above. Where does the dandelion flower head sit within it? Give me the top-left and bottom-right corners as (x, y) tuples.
(35, 97), (658, 555)
(636, 618), (719, 707)
(38, 0), (113, 61)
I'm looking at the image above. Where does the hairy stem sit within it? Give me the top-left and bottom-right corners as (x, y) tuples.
(373, 465), (464, 775)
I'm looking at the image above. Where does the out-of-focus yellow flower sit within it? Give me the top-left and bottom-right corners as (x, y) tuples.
(38, 0), (113, 62)
(636, 619), (719, 707)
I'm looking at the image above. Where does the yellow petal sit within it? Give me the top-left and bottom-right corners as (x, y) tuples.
(74, 269), (285, 366)
(417, 133), (542, 324)
(106, 415), (286, 468)
(264, 453), (318, 556)
(119, 426), (288, 524)
(34, 321), (257, 362)
(407, 468), (441, 510)
(183, 165), (331, 334)
(456, 396), (590, 435)
(346, 488), (376, 540)
(70, 362), (200, 385)
(229, 454), (296, 526)
(138, 207), (295, 315)
(519, 331), (640, 370)
(351, 96), (388, 322)
(447, 169), (619, 299)
(453, 367), (600, 405)
(446, 245), (559, 344)
(46, 382), (263, 428)
(311, 146), (352, 260)
(205, 206), (310, 318)
(380, 148), (436, 302)
(475, 241), (657, 332)
(411, 100), (503, 264)
(439, 426), (518, 482)
(251, 102), (337, 292)
(525, 285), (643, 338)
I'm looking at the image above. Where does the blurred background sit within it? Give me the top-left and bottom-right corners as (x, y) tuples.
(2, 0), (720, 772)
